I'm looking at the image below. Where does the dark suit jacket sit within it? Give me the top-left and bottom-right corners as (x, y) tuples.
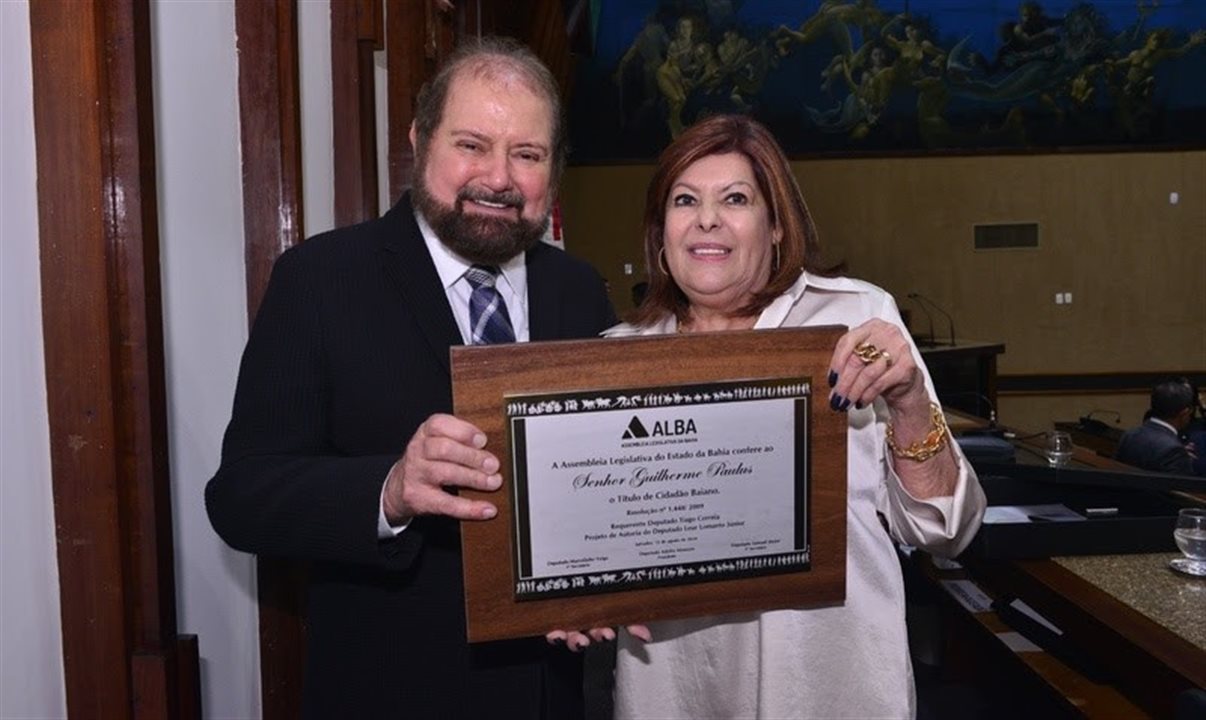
(206, 194), (616, 719)
(1115, 419), (1194, 476)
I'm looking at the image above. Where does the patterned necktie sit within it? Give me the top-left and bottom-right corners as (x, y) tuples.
(464, 265), (516, 344)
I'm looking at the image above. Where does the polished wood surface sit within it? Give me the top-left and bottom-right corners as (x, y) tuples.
(236, 0), (305, 319)
(30, 0), (197, 716)
(332, 0), (383, 224)
(235, 2), (308, 717)
(385, 0), (453, 201)
(453, 328), (848, 641)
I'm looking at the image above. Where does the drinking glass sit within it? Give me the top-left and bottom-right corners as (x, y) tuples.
(1170, 507), (1206, 577)
(1045, 431), (1073, 467)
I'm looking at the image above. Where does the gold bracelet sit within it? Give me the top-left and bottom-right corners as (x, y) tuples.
(885, 402), (949, 462)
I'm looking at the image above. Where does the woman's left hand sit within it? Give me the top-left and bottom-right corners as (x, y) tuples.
(546, 625), (652, 652)
(830, 319), (959, 499)
(827, 319), (927, 414)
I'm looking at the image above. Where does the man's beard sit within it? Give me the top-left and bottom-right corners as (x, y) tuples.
(412, 171), (550, 266)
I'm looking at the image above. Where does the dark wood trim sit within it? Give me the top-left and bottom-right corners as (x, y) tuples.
(237, 0), (305, 318)
(487, 0), (572, 98)
(332, 0), (383, 225)
(234, 2), (308, 718)
(30, 0), (197, 716)
(999, 371), (1206, 396)
(386, 0), (452, 204)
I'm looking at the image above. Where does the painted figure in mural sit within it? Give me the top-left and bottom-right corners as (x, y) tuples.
(883, 20), (946, 81)
(772, 0), (887, 62)
(657, 17), (704, 137)
(716, 29), (777, 110)
(807, 43), (895, 138)
(914, 74), (1027, 148)
(614, 14), (671, 127)
(1113, 28), (1206, 99)
(596, 0), (1203, 155)
(962, 1), (1063, 75)
(1106, 28), (1206, 137)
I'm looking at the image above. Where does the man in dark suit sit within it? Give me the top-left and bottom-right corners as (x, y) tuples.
(206, 38), (615, 718)
(1115, 378), (1197, 476)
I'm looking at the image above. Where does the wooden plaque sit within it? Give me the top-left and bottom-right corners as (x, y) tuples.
(452, 326), (847, 642)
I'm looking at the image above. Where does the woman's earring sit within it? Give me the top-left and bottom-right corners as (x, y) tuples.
(658, 247), (671, 277)
(774, 242), (781, 272)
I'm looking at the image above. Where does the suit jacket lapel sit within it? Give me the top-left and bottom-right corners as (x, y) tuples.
(526, 243), (561, 341)
(377, 194), (463, 374)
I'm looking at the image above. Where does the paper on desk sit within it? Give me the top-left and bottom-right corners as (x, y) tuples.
(1009, 598), (1063, 635)
(996, 631), (1042, 653)
(940, 579), (994, 613)
(982, 504), (1085, 524)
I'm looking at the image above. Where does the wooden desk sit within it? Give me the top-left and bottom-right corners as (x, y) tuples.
(931, 424), (1206, 717)
(920, 340), (1005, 420)
(913, 553), (1150, 718)
(962, 554), (1205, 719)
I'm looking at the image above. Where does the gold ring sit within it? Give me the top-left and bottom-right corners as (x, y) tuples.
(853, 342), (883, 365)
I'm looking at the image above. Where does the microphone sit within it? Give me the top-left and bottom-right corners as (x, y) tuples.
(949, 391), (1016, 464)
(908, 292), (956, 346)
(1078, 409), (1121, 433)
(953, 391), (1006, 437)
(906, 293), (936, 345)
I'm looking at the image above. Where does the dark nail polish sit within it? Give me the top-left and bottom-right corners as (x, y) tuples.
(839, 397), (852, 411)
(829, 394), (842, 411)
(827, 370), (838, 387)
(854, 401), (864, 410)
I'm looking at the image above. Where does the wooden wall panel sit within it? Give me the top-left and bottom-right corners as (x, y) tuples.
(29, 0), (198, 717)
(386, 0), (457, 202)
(332, 0), (383, 225)
(237, 0), (305, 319)
(234, 1), (308, 718)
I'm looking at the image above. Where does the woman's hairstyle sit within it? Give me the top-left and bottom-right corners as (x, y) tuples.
(631, 114), (824, 326)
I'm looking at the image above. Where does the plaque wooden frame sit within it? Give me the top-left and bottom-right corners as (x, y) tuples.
(451, 326), (847, 642)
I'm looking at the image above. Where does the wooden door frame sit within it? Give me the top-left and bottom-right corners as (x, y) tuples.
(29, 0), (199, 717)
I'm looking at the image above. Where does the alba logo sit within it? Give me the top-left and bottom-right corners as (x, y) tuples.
(622, 416), (697, 439)
(622, 416), (649, 439)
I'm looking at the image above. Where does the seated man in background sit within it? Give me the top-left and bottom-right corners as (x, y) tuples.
(1115, 378), (1198, 475)
(1185, 383), (1206, 477)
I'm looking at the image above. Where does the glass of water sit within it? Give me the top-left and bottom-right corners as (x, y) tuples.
(1170, 507), (1206, 577)
(1045, 430), (1073, 467)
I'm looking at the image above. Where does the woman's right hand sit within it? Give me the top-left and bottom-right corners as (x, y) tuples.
(545, 625), (652, 652)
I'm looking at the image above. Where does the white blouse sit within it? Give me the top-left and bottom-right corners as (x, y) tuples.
(608, 272), (986, 719)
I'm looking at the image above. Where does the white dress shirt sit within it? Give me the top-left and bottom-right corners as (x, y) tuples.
(377, 210), (532, 538)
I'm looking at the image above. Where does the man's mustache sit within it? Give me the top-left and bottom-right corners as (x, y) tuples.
(456, 187), (525, 212)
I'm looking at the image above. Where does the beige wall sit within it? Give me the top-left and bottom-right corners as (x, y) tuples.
(559, 151), (1206, 433)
